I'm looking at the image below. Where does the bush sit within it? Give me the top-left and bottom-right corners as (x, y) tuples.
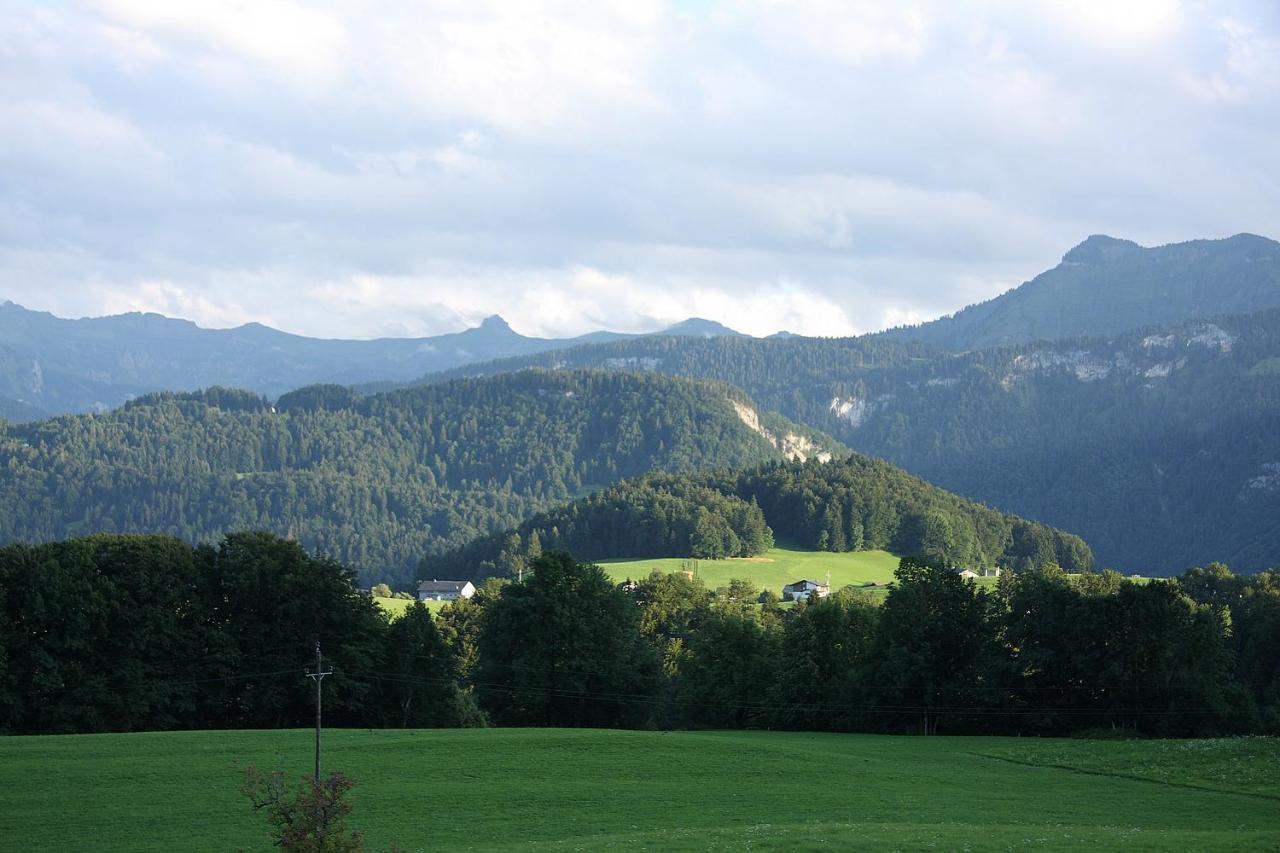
(242, 765), (364, 852)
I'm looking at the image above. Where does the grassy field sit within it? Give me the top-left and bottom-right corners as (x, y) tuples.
(372, 596), (447, 618)
(598, 547), (1004, 600)
(0, 728), (1275, 851)
(601, 546), (903, 590)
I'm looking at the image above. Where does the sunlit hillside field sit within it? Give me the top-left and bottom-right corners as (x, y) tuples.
(385, 549), (1130, 609)
(601, 546), (902, 590)
(371, 595), (447, 618)
(0, 729), (1275, 851)
(600, 547), (1008, 599)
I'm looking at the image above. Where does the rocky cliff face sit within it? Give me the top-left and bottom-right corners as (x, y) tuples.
(731, 399), (832, 463)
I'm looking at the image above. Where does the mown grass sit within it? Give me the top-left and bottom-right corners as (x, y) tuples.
(372, 596), (447, 618)
(600, 546), (905, 593)
(985, 735), (1280, 797)
(0, 729), (1275, 851)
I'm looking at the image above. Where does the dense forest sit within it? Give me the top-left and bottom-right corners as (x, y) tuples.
(3, 534), (1275, 738)
(431, 456), (1092, 581)
(422, 309), (1280, 574)
(0, 371), (838, 586)
(0, 532), (477, 733)
(837, 313), (1280, 574)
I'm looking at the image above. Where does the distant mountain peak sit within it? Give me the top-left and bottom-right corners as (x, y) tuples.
(1062, 234), (1141, 264)
(884, 232), (1280, 352)
(476, 315), (516, 334)
(658, 317), (744, 338)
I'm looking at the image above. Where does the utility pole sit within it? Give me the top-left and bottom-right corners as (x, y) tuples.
(305, 641), (333, 783)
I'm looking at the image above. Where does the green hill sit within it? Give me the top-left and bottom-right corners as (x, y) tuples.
(0, 370), (840, 586)
(0, 728), (1275, 851)
(429, 455), (1092, 581)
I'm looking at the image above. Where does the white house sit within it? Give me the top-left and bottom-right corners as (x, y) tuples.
(953, 566), (1001, 579)
(782, 579), (830, 601)
(417, 579), (476, 601)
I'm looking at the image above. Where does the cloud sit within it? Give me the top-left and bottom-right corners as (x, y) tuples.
(1040, 0), (1183, 46)
(91, 0), (347, 81)
(372, 1), (667, 132)
(0, 1), (1277, 340)
(97, 278), (259, 328)
(746, 1), (929, 66)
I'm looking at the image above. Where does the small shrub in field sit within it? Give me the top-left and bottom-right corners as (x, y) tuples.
(241, 765), (364, 852)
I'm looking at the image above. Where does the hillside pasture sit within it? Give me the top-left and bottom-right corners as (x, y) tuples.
(372, 595), (449, 618)
(0, 729), (1276, 851)
(600, 547), (939, 598)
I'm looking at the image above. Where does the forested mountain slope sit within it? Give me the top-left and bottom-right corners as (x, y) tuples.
(0, 302), (741, 420)
(0, 370), (838, 586)
(884, 233), (1280, 350)
(431, 456), (1093, 582)
(413, 311), (1280, 573)
(423, 333), (931, 419)
(844, 313), (1280, 573)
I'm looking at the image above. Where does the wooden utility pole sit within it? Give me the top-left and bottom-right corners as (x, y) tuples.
(305, 641), (333, 782)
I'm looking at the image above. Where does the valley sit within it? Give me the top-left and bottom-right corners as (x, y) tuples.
(9, 7), (1280, 850)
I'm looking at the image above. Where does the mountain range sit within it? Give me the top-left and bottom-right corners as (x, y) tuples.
(5, 233), (1278, 423)
(0, 303), (742, 420)
(3, 232), (1280, 577)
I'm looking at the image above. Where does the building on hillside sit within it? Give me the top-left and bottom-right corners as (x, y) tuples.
(782, 579), (830, 601)
(417, 579), (476, 601)
(953, 566), (1002, 579)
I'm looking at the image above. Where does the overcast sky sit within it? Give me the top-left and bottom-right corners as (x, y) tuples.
(2, 1), (1278, 339)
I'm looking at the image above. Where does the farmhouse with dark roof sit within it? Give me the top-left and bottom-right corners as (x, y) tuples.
(417, 579), (476, 602)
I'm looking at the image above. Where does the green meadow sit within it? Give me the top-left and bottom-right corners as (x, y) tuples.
(384, 549), (1118, 611)
(372, 596), (448, 618)
(602, 547), (923, 595)
(1, 729), (1275, 851)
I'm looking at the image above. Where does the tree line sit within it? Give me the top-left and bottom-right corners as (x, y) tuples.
(470, 551), (1277, 737)
(0, 532), (481, 734)
(429, 456), (1092, 580)
(4, 533), (1273, 737)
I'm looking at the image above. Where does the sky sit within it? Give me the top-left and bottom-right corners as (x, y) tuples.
(2, 1), (1278, 339)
